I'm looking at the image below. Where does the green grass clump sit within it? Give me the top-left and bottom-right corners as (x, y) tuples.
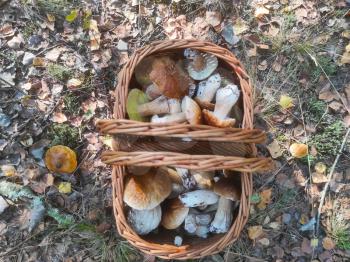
(305, 98), (327, 123)
(311, 55), (337, 79)
(63, 93), (81, 116)
(36, 0), (70, 17)
(48, 123), (81, 149)
(48, 64), (72, 81)
(311, 121), (345, 157)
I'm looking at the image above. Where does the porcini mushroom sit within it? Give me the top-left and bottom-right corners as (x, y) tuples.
(151, 112), (186, 124)
(137, 96), (179, 117)
(149, 56), (190, 99)
(195, 225), (210, 238)
(192, 171), (215, 189)
(202, 84), (240, 127)
(195, 213), (213, 226)
(213, 176), (241, 201)
(181, 96), (202, 125)
(175, 168), (197, 190)
(124, 169), (172, 210)
(161, 198), (189, 229)
(126, 89), (149, 121)
(184, 49), (218, 80)
(179, 190), (219, 207)
(145, 84), (162, 100)
(194, 73), (221, 109)
(45, 145), (77, 174)
(184, 213), (196, 233)
(127, 205), (161, 235)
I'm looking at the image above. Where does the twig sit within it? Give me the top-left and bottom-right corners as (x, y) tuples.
(315, 127), (350, 236)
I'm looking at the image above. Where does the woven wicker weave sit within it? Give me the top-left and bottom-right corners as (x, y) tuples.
(99, 39), (270, 259)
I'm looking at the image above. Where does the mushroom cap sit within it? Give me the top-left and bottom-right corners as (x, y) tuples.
(45, 145), (77, 174)
(161, 198), (189, 229)
(181, 96), (202, 125)
(124, 169), (172, 210)
(289, 143), (308, 158)
(213, 176), (241, 201)
(135, 56), (156, 88)
(149, 56), (190, 99)
(126, 89), (149, 121)
(187, 51), (218, 80)
(127, 205), (162, 235)
(202, 109), (236, 127)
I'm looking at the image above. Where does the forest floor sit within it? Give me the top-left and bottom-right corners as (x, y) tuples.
(0, 0), (350, 261)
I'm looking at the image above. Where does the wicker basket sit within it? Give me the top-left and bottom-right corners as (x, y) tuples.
(97, 39), (273, 259)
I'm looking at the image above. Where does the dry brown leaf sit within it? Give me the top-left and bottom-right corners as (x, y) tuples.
(45, 48), (61, 62)
(233, 18), (249, 35)
(255, 6), (269, 19)
(257, 188), (272, 210)
(301, 238), (312, 254)
(205, 11), (221, 27)
(0, 23), (14, 38)
(52, 112), (68, 123)
(295, 8), (308, 22)
(32, 57), (46, 67)
(328, 101), (343, 112)
(340, 43), (350, 64)
(112, 23), (132, 38)
(312, 172), (328, 184)
(267, 140), (283, 159)
(344, 114), (350, 127)
(248, 225), (263, 240)
(272, 60), (282, 72)
(67, 78), (83, 89)
(258, 238), (270, 246)
(322, 237), (335, 250)
(89, 19), (101, 51)
(258, 60), (268, 71)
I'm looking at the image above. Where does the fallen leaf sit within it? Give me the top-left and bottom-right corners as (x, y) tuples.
(344, 114), (350, 127)
(279, 95), (294, 109)
(267, 140), (283, 159)
(112, 23), (132, 38)
(340, 43), (350, 64)
(45, 48), (61, 62)
(301, 238), (312, 254)
(248, 225), (263, 240)
(257, 188), (272, 210)
(322, 237), (335, 250)
(312, 172), (328, 184)
(1, 165), (16, 177)
(89, 19), (101, 51)
(32, 57), (46, 67)
(258, 238), (270, 246)
(233, 18), (249, 35)
(255, 5), (269, 19)
(0, 196), (9, 214)
(315, 162), (327, 174)
(65, 9), (78, 23)
(52, 112), (67, 123)
(58, 182), (72, 194)
(67, 78), (83, 89)
(28, 197), (46, 232)
(289, 143), (308, 158)
(258, 60), (268, 71)
(0, 23), (14, 38)
(311, 238), (319, 248)
(205, 11), (221, 27)
(267, 221), (281, 230)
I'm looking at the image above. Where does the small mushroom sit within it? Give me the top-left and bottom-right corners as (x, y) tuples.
(192, 171), (215, 189)
(184, 49), (218, 80)
(175, 168), (197, 190)
(127, 205), (161, 235)
(151, 112), (186, 124)
(149, 56), (190, 99)
(179, 190), (219, 207)
(181, 96), (202, 125)
(45, 145), (77, 174)
(209, 196), (233, 234)
(194, 73), (221, 109)
(145, 84), (162, 100)
(213, 176), (241, 201)
(202, 84), (240, 127)
(124, 169), (172, 210)
(161, 198), (189, 229)
(137, 96), (178, 117)
(126, 89), (149, 121)
(174, 236), (183, 246)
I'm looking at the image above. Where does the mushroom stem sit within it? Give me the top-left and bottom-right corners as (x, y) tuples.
(127, 205), (162, 235)
(214, 84), (240, 119)
(195, 73), (221, 105)
(151, 112), (186, 124)
(179, 190), (219, 207)
(209, 196), (233, 233)
(137, 96), (170, 116)
(145, 84), (162, 100)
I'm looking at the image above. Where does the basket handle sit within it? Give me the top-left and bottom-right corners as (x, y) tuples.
(97, 119), (266, 144)
(101, 150), (274, 172)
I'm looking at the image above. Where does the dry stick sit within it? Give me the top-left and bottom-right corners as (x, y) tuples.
(315, 127), (350, 236)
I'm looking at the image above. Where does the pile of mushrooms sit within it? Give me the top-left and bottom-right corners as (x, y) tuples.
(127, 49), (241, 127)
(124, 167), (241, 244)
(123, 49), (243, 244)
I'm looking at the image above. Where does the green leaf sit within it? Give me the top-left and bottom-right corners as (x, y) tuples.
(250, 193), (261, 204)
(65, 9), (78, 23)
(47, 207), (75, 226)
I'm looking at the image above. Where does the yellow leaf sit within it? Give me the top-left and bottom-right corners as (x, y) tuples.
(233, 18), (249, 35)
(1, 165), (16, 177)
(32, 57), (45, 67)
(58, 182), (72, 194)
(315, 162), (327, 174)
(322, 237), (335, 250)
(311, 238), (319, 248)
(279, 95), (294, 109)
(65, 9), (78, 23)
(289, 143), (308, 158)
(248, 225), (263, 240)
(257, 188), (272, 210)
(47, 13), (55, 22)
(101, 136), (113, 149)
(67, 78), (82, 89)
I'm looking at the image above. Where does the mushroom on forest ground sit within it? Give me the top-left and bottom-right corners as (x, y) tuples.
(161, 198), (189, 229)
(151, 112), (186, 124)
(45, 145), (77, 174)
(179, 190), (219, 207)
(184, 49), (218, 80)
(149, 56), (191, 99)
(137, 95), (181, 117)
(124, 169), (172, 210)
(202, 84), (240, 127)
(127, 205), (161, 235)
(194, 73), (221, 109)
(175, 168), (197, 189)
(181, 96), (202, 125)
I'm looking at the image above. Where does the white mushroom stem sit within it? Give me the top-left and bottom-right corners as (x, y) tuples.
(184, 213), (196, 233)
(195, 214), (213, 226)
(195, 73), (221, 103)
(175, 168), (197, 190)
(145, 84), (162, 100)
(195, 225), (209, 238)
(137, 96), (169, 116)
(127, 205), (161, 235)
(168, 99), (182, 114)
(209, 197), (233, 233)
(213, 84), (240, 119)
(151, 112), (186, 124)
(179, 190), (219, 207)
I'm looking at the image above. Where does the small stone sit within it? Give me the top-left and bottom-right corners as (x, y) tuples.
(117, 39), (128, 51)
(7, 34), (24, 49)
(282, 213), (292, 224)
(174, 236), (182, 246)
(258, 238), (270, 246)
(22, 52), (36, 66)
(0, 113), (11, 127)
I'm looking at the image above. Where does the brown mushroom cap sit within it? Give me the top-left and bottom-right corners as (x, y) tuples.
(202, 109), (236, 127)
(213, 176), (241, 201)
(124, 169), (172, 210)
(135, 56), (156, 88)
(45, 145), (77, 174)
(161, 198), (189, 229)
(149, 56), (190, 99)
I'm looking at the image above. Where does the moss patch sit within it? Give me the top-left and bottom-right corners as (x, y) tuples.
(48, 123), (81, 149)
